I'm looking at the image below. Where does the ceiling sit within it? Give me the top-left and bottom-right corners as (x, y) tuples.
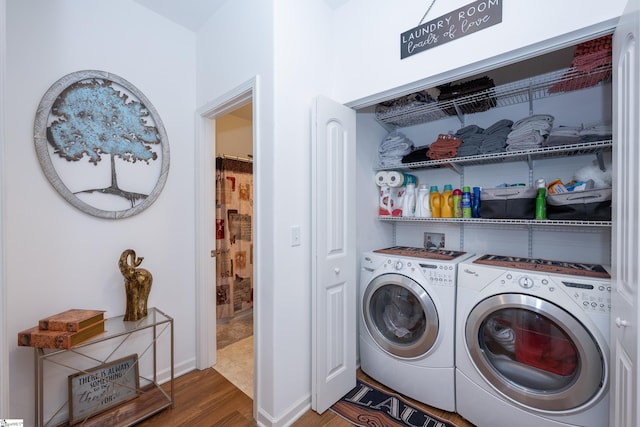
(133, 0), (351, 32)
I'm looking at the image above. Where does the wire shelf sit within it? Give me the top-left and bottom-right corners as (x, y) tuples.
(378, 216), (612, 227)
(375, 140), (612, 171)
(375, 65), (613, 128)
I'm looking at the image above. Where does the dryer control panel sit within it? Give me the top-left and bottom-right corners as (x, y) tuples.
(562, 280), (611, 313)
(499, 271), (611, 314)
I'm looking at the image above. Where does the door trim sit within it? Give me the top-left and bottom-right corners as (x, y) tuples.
(0, 0), (8, 414)
(194, 77), (259, 415)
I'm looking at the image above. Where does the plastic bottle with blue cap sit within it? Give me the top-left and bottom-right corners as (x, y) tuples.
(402, 174), (417, 217)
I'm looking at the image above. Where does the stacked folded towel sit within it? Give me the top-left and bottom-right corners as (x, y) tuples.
(379, 131), (414, 166)
(455, 119), (513, 157)
(455, 125), (484, 157)
(543, 123), (612, 147)
(544, 126), (582, 147)
(426, 134), (462, 160)
(506, 114), (554, 151)
(579, 124), (612, 143)
(481, 119), (513, 154)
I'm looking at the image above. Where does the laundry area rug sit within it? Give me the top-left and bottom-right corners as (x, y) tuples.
(331, 380), (457, 427)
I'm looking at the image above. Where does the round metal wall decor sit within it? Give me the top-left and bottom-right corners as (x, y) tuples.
(34, 70), (170, 219)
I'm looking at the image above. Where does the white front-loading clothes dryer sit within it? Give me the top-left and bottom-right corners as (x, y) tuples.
(455, 254), (611, 427)
(359, 246), (474, 412)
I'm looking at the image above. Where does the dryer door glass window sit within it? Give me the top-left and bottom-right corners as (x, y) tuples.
(465, 293), (606, 411)
(363, 273), (439, 359)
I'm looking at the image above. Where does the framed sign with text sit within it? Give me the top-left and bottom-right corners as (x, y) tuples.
(67, 354), (140, 424)
(401, 0), (502, 59)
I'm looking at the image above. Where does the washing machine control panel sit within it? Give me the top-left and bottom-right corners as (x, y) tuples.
(416, 261), (457, 285)
(383, 258), (458, 285)
(499, 271), (611, 313)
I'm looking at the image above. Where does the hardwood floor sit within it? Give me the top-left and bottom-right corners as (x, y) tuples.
(137, 368), (475, 427)
(136, 369), (255, 427)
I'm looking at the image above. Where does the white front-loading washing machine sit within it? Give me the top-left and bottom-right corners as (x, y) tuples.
(359, 246), (474, 412)
(455, 254), (611, 427)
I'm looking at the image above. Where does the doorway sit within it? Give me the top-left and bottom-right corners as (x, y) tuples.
(212, 103), (254, 398)
(195, 78), (259, 417)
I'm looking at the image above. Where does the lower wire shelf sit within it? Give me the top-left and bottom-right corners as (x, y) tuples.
(378, 216), (612, 227)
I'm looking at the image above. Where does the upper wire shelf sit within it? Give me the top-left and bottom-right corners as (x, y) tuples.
(375, 65), (613, 129)
(375, 140), (612, 172)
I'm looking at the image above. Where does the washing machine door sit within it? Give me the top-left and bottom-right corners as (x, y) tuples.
(465, 293), (606, 411)
(363, 273), (439, 359)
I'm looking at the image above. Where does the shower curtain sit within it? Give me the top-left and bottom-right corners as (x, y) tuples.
(215, 157), (253, 320)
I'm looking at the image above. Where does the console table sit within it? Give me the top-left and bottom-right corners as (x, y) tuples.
(34, 307), (174, 427)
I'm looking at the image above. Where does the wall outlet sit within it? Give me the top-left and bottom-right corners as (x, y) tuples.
(424, 232), (445, 249)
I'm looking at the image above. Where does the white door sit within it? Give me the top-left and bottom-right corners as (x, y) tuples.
(311, 95), (357, 413)
(611, 1), (640, 426)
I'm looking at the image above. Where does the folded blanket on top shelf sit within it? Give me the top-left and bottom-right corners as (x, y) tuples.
(375, 88), (441, 117)
(437, 76), (496, 116)
(548, 34), (612, 93)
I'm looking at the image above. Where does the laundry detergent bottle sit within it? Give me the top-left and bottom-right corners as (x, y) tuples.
(453, 188), (463, 218)
(441, 185), (454, 218)
(429, 186), (441, 218)
(416, 184), (431, 217)
(402, 181), (416, 217)
(462, 186), (472, 218)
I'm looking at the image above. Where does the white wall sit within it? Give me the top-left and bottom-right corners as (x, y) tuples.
(195, 1), (278, 424)
(5, 0), (197, 423)
(272, 0), (335, 422)
(331, 0), (627, 105)
(196, 0), (336, 424)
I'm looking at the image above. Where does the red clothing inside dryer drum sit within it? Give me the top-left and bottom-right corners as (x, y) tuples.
(514, 320), (578, 376)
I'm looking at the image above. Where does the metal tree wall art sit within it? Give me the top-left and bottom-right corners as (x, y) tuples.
(34, 70), (170, 219)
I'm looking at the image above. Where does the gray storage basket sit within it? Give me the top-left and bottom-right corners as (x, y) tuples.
(480, 187), (537, 219)
(547, 188), (612, 221)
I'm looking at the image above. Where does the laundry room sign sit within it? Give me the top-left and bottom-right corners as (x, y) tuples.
(401, 0), (502, 59)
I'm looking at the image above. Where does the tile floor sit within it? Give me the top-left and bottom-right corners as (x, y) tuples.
(215, 310), (254, 398)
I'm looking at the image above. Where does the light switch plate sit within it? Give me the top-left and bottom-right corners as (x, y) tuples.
(291, 225), (301, 247)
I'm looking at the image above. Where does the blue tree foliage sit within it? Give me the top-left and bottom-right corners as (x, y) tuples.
(48, 79), (160, 165)
(46, 78), (162, 207)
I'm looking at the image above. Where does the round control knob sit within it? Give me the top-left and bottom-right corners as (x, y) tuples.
(395, 261), (403, 270)
(519, 276), (534, 288)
